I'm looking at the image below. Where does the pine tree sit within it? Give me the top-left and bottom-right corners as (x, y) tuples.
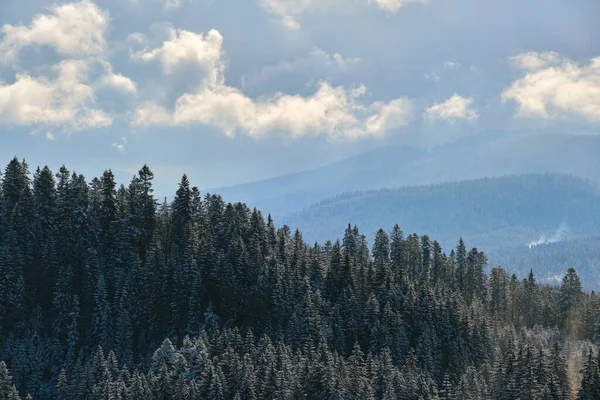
(372, 229), (391, 288)
(2, 158), (30, 220)
(0, 362), (14, 399)
(578, 349), (600, 400)
(56, 368), (68, 399)
(389, 224), (405, 285)
(431, 240), (444, 286)
(560, 268), (583, 337)
(439, 373), (456, 400)
(522, 270), (540, 328)
(31, 166), (57, 320)
(127, 370), (150, 400)
(548, 341), (570, 399)
(7, 385), (20, 400)
(520, 344), (541, 400)
(455, 238), (467, 294)
(488, 266), (509, 321)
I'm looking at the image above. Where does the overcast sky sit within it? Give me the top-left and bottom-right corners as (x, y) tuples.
(1, 0), (600, 196)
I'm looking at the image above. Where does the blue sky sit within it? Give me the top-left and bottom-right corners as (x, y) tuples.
(1, 0), (600, 197)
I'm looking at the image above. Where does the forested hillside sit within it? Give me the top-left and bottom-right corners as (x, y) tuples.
(488, 236), (600, 289)
(284, 174), (600, 289)
(1, 157), (600, 399)
(283, 174), (600, 250)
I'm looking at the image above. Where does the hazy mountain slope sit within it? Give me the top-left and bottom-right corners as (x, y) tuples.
(281, 174), (600, 252)
(213, 133), (600, 217)
(487, 236), (600, 290)
(213, 146), (428, 216)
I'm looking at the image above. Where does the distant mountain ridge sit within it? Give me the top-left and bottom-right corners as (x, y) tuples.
(212, 133), (600, 287)
(281, 173), (600, 249)
(213, 132), (600, 217)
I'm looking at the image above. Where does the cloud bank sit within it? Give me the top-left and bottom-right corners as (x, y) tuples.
(8, 1), (600, 144)
(0, 0), (133, 131)
(131, 26), (413, 139)
(503, 52), (600, 122)
(0, 1), (415, 140)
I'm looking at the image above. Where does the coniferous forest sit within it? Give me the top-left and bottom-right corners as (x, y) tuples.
(1, 157), (600, 400)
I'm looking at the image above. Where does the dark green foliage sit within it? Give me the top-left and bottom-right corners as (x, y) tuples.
(0, 160), (597, 399)
(578, 350), (600, 399)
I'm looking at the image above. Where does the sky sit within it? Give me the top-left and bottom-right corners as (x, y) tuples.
(1, 0), (600, 197)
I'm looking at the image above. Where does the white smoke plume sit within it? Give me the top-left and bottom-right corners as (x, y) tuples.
(527, 223), (570, 249)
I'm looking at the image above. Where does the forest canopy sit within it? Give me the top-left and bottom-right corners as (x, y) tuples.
(0, 157), (599, 399)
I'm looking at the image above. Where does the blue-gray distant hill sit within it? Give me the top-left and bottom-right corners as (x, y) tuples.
(281, 174), (600, 250)
(280, 173), (600, 289)
(213, 132), (600, 217)
(487, 236), (600, 290)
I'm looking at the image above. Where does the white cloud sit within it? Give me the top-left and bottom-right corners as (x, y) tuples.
(502, 54), (600, 121)
(126, 32), (147, 45)
(134, 103), (174, 125)
(260, 0), (428, 29)
(424, 94), (478, 122)
(112, 137), (127, 153)
(46, 132), (56, 141)
(134, 82), (412, 139)
(0, 0), (108, 62)
(101, 72), (137, 94)
(365, 98), (414, 134)
(510, 51), (561, 71)
(444, 61), (460, 69)
(132, 27), (224, 86)
(131, 27), (412, 139)
(0, 59), (113, 129)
